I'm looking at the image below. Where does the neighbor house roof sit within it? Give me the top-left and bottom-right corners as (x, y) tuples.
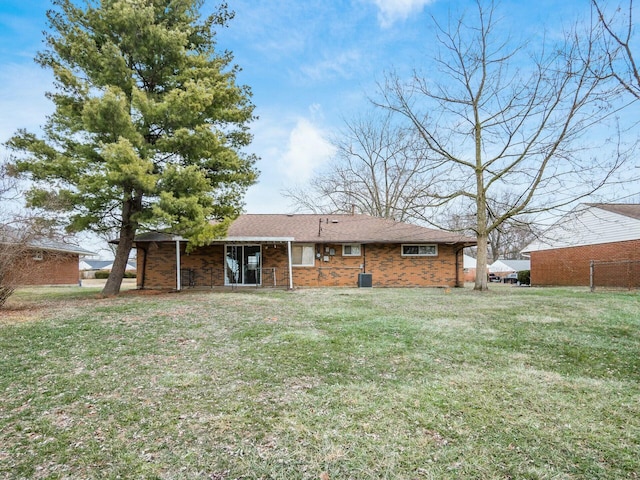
(132, 214), (476, 246)
(522, 203), (640, 253)
(79, 259), (113, 271)
(0, 226), (95, 256)
(79, 259), (137, 271)
(490, 259), (530, 273)
(588, 203), (640, 220)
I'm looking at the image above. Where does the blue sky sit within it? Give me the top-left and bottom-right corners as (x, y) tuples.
(0, 0), (594, 216)
(2, 0), (638, 261)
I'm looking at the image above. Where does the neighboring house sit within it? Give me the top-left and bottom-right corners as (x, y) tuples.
(79, 259), (113, 277)
(521, 203), (640, 286)
(133, 214), (476, 290)
(80, 259), (136, 278)
(488, 259), (530, 283)
(1, 228), (94, 286)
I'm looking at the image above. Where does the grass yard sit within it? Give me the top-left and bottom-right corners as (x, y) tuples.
(0, 286), (639, 479)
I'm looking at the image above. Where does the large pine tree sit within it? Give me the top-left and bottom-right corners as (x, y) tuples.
(6, 0), (258, 295)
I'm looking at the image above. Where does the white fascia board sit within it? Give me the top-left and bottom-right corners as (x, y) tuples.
(220, 236), (295, 243)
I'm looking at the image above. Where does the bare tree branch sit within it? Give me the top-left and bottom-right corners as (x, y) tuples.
(592, 0), (640, 99)
(375, 0), (632, 290)
(283, 110), (442, 222)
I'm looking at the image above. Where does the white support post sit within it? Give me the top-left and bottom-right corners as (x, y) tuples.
(176, 238), (181, 291)
(287, 241), (293, 290)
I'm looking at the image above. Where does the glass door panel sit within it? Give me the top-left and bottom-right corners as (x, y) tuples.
(225, 245), (261, 285)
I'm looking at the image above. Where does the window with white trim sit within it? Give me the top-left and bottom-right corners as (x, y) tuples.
(342, 244), (361, 256)
(401, 244), (437, 256)
(292, 244), (315, 266)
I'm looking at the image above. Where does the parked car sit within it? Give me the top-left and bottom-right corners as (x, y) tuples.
(488, 273), (501, 282)
(503, 272), (518, 284)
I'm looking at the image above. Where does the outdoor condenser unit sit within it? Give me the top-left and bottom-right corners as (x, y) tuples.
(358, 273), (372, 288)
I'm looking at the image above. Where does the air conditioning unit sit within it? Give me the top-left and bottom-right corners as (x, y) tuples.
(358, 273), (372, 288)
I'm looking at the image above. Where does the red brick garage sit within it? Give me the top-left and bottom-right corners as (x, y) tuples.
(523, 204), (640, 287)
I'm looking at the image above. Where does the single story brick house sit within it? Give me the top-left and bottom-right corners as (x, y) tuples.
(133, 214), (476, 290)
(521, 203), (640, 287)
(1, 227), (94, 286)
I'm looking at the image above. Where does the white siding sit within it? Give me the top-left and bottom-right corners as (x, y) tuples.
(463, 254), (477, 269)
(523, 205), (640, 252)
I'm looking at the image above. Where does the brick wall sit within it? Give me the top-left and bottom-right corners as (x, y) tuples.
(292, 243), (361, 287)
(8, 251), (80, 286)
(530, 239), (640, 286)
(137, 242), (212, 289)
(365, 243), (462, 287)
(137, 241), (464, 289)
(463, 268), (476, 282)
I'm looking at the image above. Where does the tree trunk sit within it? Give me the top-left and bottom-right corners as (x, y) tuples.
(474, 232), (489, 291)
(473, 118), (489, 291)
(102, 196), (139, 296)
(102, 230), (135, 296)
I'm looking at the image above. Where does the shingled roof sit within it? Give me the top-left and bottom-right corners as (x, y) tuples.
(0, 226), (94, 256)
(133, 214), (476, 245)
(587, 203), (640, 221)
(226, 214), (475, 245)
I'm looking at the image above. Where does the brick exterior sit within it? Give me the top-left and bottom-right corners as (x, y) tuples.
(137, 241), (464, 289)
(7, 251), (80, 286)
(463, 268), (476, 282)
(530, 239), (640, 286)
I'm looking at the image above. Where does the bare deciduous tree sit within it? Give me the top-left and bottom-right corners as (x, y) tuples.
(487, 219), (539, 262)
(0, 163), (69, 307)
(376, 0), (630, 290)
(0, 164), (36, 306)
(0, 226), (42, 307)
(592, 0), (640, 99)
(448, 207), (539, 263)
(284, 111), (438, 221)
(0, 164), (20, 306)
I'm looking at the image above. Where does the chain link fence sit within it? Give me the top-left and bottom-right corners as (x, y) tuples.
(180, 267), (290, 289)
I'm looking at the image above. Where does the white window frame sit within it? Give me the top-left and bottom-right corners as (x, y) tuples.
(342, 244), (362, 257)
(401, 244), (438, 257)
(292, 244), (315, 267)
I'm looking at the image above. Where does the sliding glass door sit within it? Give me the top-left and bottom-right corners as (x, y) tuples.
(225, 245), (261, 286)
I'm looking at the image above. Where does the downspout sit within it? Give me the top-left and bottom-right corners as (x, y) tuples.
(455, 246), (463, 288)
(287, 240), (293, 290)
(362, 244), (366, 273)
(175, 238), (181, 291)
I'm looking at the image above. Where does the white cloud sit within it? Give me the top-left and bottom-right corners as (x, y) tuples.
(278, 117), (335, 183)
(241, 106), (336, 213)
(371, 0), (435, 28)
(298, 49), (362, 83)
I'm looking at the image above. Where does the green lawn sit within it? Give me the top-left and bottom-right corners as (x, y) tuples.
(1, 286), (639, 479)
